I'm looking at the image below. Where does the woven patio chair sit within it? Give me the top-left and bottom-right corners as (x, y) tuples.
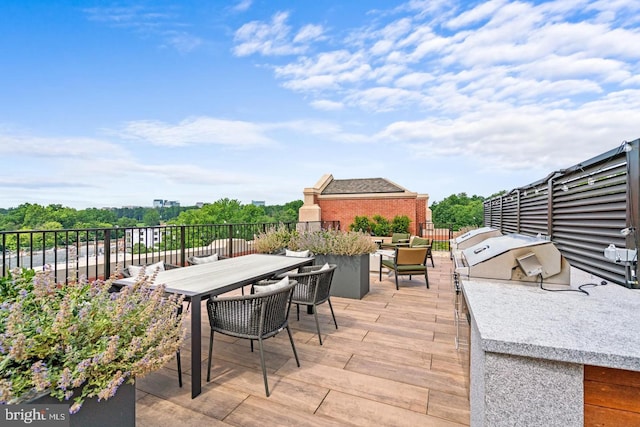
(283, 264), (338, 345)
(380, 247), (429, 290)
(379, 232), (411, 249)
(206, 278), (299, 397)
(410, 236), (435, 267)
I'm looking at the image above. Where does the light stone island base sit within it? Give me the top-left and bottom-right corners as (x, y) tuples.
(470, 316), (583, 426)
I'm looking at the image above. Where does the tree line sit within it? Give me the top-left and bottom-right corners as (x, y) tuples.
(0, 199), (304, 232)
(0, 193), (496, 233)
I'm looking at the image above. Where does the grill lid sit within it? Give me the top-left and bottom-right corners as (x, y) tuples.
(462, 234), (546, 266)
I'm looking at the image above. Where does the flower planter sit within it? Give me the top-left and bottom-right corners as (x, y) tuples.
(315, 254), (370, 299)
(28, 382), (135, 427)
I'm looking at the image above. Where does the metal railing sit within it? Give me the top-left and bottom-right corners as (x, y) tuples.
(0, 221), (338, 283)
(417, 223), (454, 251)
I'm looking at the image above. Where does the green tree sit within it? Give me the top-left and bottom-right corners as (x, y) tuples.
(143, 210), (161, 226)
(170, 198), (268, 225)
(430, 193), (485, 230)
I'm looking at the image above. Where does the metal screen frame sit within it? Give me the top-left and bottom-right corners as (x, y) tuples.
(484, 139), (639, 288)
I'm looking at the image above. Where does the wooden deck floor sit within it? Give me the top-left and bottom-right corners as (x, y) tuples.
(135, 252), (470, 426)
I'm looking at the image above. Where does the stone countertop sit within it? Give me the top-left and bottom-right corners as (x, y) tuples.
(462, 277), (640, 371)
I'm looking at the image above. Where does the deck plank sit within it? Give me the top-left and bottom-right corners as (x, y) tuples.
(136, 253), (470, 426)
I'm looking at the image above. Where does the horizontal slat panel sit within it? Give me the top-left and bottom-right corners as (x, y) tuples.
(483, 145), (633, 286)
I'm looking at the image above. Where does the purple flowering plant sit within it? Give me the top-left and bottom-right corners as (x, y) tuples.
(0, 265), (185, 414)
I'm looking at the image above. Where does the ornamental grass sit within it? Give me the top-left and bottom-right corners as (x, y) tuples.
(255, 227), (377, 256)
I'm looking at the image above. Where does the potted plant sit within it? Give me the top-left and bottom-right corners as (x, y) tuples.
(255, 228), (378, 299)
(253, 224), (296, 255)
(0, 265), (185, 425)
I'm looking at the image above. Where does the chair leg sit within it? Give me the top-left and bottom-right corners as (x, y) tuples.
(286, 326), (300, 367)
(312, 304), (323, 345)
(425, 270), (430, 289)
(327, 298), (338, 329)
(296, 303), (300, 321)
(379, 260), (382, 282)
(395, 272), (399, 290)
(176, 350), (182, 388)
(207, 332), (214, 382)
(257, 338), (270, 397)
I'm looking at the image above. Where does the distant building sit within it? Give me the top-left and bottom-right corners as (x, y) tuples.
(126, 227), (162, 248)
(153, 199), (180, 208)
(195, 202), (204, 208)
(252, 200), (265, 206)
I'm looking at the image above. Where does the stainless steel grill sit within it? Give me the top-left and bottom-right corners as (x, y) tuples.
(456, 233), (571, 284)
(454, 227), (503, 250)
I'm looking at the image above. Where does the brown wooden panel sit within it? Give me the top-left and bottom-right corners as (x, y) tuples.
(585, 365), (640, 388)
(584, 381), (640, 413)
(585, 404), (640, 427)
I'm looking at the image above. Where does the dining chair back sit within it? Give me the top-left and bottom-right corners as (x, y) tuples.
(206, 278), (299, 397)
(286, 264), (338, 345)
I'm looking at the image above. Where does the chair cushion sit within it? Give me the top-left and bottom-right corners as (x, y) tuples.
(190, 253), (219, 264)
(381, 259), (396, 269)
(285, 249), (310, 258)
(254, 276), (290, 294)
(127, 260), (165, 277)
(410, 237), (430, 247)
(395, 265), (426, 272)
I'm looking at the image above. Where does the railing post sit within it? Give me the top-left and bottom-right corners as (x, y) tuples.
(228, 224), (234, 258)
(180, 226), (186, 266)
(104, 230), (111, 279)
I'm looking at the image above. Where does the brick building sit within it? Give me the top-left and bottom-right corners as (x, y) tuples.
(299, 174), (432, 235)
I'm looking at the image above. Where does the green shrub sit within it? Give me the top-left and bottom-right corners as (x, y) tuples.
(349, 216), (371, 233)
(371, 215), (391, 237)
(391, 215), (411, 233)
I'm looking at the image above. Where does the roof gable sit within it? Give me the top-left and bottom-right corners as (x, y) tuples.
(322, 178), (405, 195)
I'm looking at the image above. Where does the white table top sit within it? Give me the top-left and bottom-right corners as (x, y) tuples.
(114, 253), (314, 297)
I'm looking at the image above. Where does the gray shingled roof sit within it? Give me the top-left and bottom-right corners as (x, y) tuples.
(322, 178), (405, 195)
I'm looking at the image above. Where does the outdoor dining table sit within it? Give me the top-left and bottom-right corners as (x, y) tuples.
(113, 253), (314, 398)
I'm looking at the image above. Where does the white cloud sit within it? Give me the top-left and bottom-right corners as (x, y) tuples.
(294, 24), (325, 43)
(232, 0), (252, 13)
(83, 6), (202, 53)
(310, 99), (344, 110)
(164, 32), (203, 53)
(117, 117), (275, 147)
(0, 134), (128, 159)
(375, 88), (640, 171)
(233, 11), (322, 56)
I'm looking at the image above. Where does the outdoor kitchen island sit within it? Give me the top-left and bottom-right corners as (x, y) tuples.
(460, 275), (640, 426)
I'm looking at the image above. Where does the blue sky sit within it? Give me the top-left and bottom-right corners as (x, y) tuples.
(1, 0), (639, 209)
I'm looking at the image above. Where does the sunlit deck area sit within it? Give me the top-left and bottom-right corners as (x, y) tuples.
(134, 252), (470, 426)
